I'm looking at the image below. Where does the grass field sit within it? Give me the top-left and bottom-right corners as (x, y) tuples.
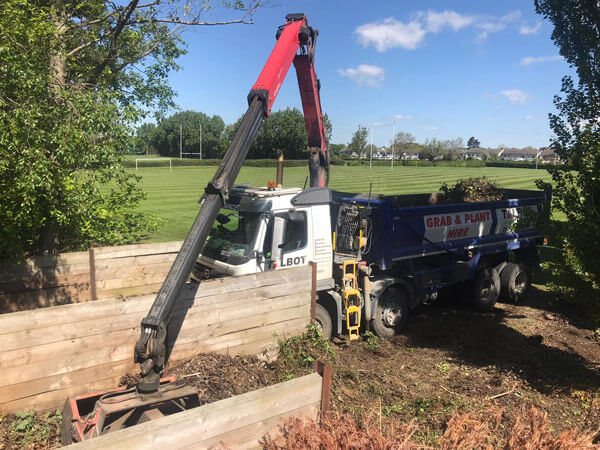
(134, 165), (555, 242)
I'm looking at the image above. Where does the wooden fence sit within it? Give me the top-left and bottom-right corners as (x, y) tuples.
(0, 241), (183, 313)
(64, 371), (328, 449)
(0, 266), (313, 414)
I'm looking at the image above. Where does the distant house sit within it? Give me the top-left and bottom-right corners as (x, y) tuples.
(539, 148), (561, 164)
(500, 147), (540, 161)
(461, 148), (503, 160)
(400, 151), (420, 160)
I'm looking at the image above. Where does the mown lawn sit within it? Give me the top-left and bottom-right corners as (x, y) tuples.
(133, 165), (555, 242)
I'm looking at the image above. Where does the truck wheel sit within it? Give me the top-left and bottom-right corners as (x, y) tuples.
(372, 286), (409, 338)
(500, 262), (530, 303)
(470, 268), (501, 312)
(315, 304), (333, 340)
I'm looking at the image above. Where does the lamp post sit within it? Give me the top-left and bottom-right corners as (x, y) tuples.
(369, 124), (374, 169)
(391, 122), (396, 170)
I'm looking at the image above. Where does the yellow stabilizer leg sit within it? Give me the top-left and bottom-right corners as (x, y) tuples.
(346, 304), (361, 340)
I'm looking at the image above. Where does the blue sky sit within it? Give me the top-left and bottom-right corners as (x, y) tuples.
(167, 1), (571, 148)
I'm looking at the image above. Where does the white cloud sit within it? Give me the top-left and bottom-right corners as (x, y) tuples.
(424, 126), (439, 131)
(520, 55), (564, 66)
(338, 64), (385, 87)
(356, 18), (426, 51)
(525, 114), (534, 121)
(475, 10), (521, 42)
(356, 9), (523, 51)
(394, 115), (412, 120)
(519, 22), (542, 35)
(421, 10), (475, 33)
(500, 89), (532, 105)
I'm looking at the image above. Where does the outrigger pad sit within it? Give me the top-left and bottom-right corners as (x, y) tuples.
(61, 377), (200, 445)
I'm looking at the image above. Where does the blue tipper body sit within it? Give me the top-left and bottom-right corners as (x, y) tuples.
(339, 188), (550, 292)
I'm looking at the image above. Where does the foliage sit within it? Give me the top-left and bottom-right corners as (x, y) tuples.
(0, 1), (160, 257)
(393, 132), (416, 159)
(467, 136), (481, 149)
(439, 177), (502, 203)
(441, 138), (464, 161)
(362, 330), (379, 349)
(420, 138), (445, 161)
(535, 0), (600, 303)
(276, 324), (336, 381)
(0, 0), (258, 258)
(266, 406), (598, 449)
(226, 108), (310, 160)
(150, 110), (226, 158)
(134, 123), (158, 154)
(348, 125), (369, 159)
(323, 113), (333, 143)
(7, 410), (62, 448)
(251, 108), (308, 159)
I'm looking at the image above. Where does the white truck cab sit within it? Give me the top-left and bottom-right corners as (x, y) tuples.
(196, 185), (334, 288)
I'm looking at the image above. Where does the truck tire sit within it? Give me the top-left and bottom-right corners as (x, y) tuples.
(470, 268), (500, 312)
(500, 262), (530, 303)
(372, 286), (409, 338)
(315, 304), (333, 340)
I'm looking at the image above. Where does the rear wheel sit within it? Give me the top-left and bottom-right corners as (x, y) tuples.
(500, 262), (530, 303)
(470, 268), (500, 312)
(315, 303), (333, 340)
(372, 286), (409, 338)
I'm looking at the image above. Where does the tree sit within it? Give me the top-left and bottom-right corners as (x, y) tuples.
(348, 125), (369, 159)
(392, 132), (415, 159)
(467, 137), (481, 149)
(0, 0), (259, 258)
(152, 111), (226, 158)
(443, 137), (464, 160)
(535, 0), (600, 300)
(135, 123), (158, 154)
(249, 108), (308, 159)
(420, 138), (446, 161)
(323, 113), (333, 143)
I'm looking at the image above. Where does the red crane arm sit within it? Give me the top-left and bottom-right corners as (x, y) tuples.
(249, 13), (329, 187)
(131, 13), (328, 397)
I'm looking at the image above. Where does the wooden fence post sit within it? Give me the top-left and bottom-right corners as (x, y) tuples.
(88, 248), (97, 301)
(313, 360), (331, 413)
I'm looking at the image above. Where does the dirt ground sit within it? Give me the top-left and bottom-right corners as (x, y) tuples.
(2, 286), (600, 448)
(325, 286), (600, 446)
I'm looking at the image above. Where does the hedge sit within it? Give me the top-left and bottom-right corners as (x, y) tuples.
(337, 159), (485, 168)
(123, 157), (562, 170)
(122, 158), (309, 168)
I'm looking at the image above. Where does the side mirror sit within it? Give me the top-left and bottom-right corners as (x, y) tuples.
(271, 215), (287, 262)
(252, 250), (264, 263)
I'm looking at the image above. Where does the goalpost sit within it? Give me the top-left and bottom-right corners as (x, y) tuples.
(135, 158), (172, 172)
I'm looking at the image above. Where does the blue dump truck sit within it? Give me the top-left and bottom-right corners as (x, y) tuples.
(194, 185), (551, 340)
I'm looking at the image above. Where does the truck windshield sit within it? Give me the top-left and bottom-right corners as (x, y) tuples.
(203, 209), (262, 265)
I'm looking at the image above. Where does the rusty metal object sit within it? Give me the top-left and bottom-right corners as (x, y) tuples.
(61, 377), (199, 445)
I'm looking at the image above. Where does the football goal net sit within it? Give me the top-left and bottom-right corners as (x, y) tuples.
(135, 158), (172, 172)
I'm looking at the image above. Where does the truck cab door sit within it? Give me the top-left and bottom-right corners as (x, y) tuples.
(267, 210), (310, 270)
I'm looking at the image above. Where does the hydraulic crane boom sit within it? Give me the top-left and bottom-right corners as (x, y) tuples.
(134, 13), (328, 393)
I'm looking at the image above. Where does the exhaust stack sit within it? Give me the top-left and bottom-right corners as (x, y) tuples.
(276, 151), (284, 188)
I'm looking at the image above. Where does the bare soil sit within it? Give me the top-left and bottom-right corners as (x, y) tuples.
(2, 286), (600, 448)
(325, 286), (600, 446)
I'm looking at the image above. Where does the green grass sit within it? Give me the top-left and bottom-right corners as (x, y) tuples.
(133, 165), (555, 242)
